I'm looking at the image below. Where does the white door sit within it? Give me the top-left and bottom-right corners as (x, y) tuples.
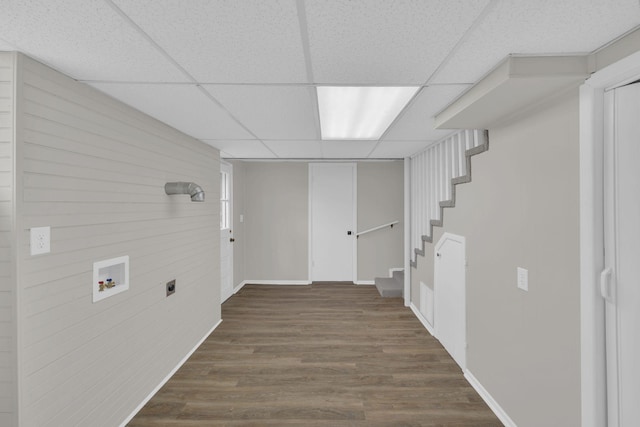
(434, 233), (466, 369)
(309, 163), (356, 282)
(220, 162), (233, 303)
(603, 83), (640, 427)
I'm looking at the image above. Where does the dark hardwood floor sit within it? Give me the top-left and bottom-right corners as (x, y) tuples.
(128, 283), (502, 426)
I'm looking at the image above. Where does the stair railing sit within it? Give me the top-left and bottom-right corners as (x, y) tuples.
(356, 220), (399, 238)
(410, 129), (489, 267)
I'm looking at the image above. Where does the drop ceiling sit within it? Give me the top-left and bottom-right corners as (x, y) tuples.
(0, 0), (639, 159)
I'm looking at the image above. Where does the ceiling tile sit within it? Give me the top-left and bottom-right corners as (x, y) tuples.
(203, 140), (277, 159)
(113, 0), (308, 83)
(384, 85), (471, 140)
(0, 39), (15, 50)
(263, 140), (323, 158)
(431, 0), (640, 84)
(89, 83), (253, 140)
(203, 85), (318, 140)
(369, 141), (435, 158)
(0, 0), (187, 82)
(304, 0), (489, 84)
(321, 140), (377, 158)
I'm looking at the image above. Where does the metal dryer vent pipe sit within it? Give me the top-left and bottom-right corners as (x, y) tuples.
(164, 182), (205, 202)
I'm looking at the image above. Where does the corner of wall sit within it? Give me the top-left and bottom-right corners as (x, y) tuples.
(0, 49), (18, 427)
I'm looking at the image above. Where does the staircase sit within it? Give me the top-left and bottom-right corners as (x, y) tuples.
(410, 129), (489, 268)
(375, 270), (404, 298)
(372, 130), (488, 298)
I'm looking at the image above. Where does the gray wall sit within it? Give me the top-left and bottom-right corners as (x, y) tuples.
(357, 161), (403, 280)
(231, 160), (404, 283)
(0, 52), (16, 427)
(411, 92), (580, 426)
(13, 54), (221, 426)
(244, 162), (309, 281)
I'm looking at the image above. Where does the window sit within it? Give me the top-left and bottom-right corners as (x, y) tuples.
(220, 171), (230, 230)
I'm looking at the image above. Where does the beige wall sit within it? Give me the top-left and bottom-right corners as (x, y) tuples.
(357, 161), (403, 280)
(243, 162), (309, 281)
(411, 92), (581, 426)
(13, 54), (221, 426)
(0, 52), (16, 427)
(231, 161), (404, 283)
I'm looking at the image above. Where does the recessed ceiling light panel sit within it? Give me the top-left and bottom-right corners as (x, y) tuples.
(317, 86), (419, 140)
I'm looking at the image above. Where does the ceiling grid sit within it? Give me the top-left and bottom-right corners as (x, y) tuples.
(0, 0), (638, 159)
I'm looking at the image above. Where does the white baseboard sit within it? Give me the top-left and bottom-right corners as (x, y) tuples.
(237, 280), (373, 287)
(464, 370), (517, 427)
(233, 281), (247, 293)
(409, 302), (515, 426)
(409, 302), (435, 336)
(240, 280), (311, 285)
(119, 319), (223, 427)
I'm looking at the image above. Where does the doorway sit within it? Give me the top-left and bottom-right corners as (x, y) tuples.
(309, 163), (357, 282)
(602, 82), (640, 427)
(220, 161), (233, 302)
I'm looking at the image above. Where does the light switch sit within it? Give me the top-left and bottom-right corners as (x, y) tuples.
(30, 226), (51, 255)
(517, 267), (528, 291)
(239, 214), (244, 223)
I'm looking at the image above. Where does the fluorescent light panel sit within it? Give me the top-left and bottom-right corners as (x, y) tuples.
(317, 86), (419, 140)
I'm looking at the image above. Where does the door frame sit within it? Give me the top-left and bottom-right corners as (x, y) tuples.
(308, 162), (357, 283)
(220, 160), (233, 302)
(579, 50), (640, 427)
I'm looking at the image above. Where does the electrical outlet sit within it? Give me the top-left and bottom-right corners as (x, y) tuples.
(166, 280), (176, 296)
(30, 226), (51, 255)
(517, 267), (528, 291)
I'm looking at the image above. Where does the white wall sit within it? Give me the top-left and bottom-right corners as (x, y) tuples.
(411, 92), (581, 426)
(12, 54), (221, 426)
(0, 52), (17, 427)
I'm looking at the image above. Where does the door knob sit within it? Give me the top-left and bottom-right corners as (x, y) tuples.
(230, 238), (235, 242)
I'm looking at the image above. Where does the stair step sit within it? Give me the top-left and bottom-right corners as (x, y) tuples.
(392, 270), (404, 282)
(375, 277), (403, 298)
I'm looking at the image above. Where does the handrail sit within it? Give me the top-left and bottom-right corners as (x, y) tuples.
(356, 220), (399, 237)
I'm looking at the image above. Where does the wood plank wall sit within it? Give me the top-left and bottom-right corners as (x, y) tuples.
(16, 54), (221, 426)
(0, 52), (16, 427)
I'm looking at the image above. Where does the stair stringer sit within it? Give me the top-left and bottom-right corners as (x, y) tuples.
(410, 130), (489, 268)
